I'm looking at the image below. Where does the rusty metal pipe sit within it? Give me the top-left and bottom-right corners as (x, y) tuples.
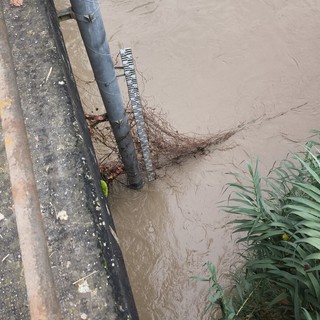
(0, 8), (62, 320)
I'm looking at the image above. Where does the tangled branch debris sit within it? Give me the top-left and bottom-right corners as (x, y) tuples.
(77, 54), (309, 183)
(86, 103), (243, 182)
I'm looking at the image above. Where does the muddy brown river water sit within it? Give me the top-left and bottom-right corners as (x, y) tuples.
(55, 1), (320, 319)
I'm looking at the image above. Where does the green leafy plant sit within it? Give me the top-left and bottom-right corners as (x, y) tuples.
(196, 135), (320, 319)
(195, 262), (292, 319)
(193, 262), (236, 319)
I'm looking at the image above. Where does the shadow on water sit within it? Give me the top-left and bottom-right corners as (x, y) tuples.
(109, 158), (242, 320)
(109, 180), (170, 319)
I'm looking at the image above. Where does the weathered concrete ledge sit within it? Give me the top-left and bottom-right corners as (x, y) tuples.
(0, 0), (138, 319)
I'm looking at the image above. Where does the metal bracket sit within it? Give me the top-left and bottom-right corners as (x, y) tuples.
(57, 7), (75, 22)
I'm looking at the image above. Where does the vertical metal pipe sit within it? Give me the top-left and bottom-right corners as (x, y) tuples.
(0, 9), (62, 320)
(69, 0), (144, 189)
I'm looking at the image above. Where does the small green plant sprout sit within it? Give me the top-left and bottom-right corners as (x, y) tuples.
(193, 262), (236, 320)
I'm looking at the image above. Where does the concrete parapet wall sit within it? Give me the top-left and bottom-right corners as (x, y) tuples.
(0, 0), (138, 319)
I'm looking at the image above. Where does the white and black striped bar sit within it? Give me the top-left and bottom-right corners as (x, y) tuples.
(120, 48), (155, 181)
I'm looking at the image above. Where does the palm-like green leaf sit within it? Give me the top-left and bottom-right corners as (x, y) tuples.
(223, 141), (320, 318)
(295, 238), (320, 251)
(197, 136), (320, 319)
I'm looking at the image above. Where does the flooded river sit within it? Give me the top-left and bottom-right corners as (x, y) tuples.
(55, 0), (320, 319)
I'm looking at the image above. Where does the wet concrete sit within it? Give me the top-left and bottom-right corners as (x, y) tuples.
(0, 0), (138, 319)
(54, 0), (320, 319)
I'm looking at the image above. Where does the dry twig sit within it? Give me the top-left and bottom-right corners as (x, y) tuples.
(86, 103), (242, 182)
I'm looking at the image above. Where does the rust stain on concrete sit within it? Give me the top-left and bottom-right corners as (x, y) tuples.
(0, 98), (13, 118)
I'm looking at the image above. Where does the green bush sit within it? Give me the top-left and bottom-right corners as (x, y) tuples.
(197, 136), (320, 319)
